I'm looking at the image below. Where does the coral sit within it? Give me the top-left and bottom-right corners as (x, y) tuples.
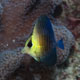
(0, 48), (24, 80)
(60, 0), (80, 39)
(53, 24), (75, 64)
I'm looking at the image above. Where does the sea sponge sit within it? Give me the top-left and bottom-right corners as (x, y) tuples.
(0, 49), (24, 80)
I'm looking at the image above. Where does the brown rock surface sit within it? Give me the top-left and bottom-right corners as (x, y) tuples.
(0, 0), (61, 51)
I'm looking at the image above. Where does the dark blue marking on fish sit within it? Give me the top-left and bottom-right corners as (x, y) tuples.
(40, 48), (57, 66)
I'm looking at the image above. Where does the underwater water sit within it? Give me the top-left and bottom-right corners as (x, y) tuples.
(0, 0), (80, 80)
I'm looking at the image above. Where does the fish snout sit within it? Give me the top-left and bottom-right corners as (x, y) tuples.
(21, 47), (27, 54)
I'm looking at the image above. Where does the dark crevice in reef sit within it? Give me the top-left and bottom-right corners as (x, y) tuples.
(52, 4), (63, 18)
(7, 64), (34, 80)
(0, 15), (4, 32)
(24, 0), (40, 16)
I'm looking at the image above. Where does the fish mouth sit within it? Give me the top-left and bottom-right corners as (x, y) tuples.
(21, 47), (41, 62)
(21, 47), (27, 54)
(33, 57), (40, 61)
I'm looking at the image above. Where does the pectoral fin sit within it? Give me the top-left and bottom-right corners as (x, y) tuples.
(57, 38), (64, 50)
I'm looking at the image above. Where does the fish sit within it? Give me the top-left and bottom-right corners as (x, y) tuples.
(21, 15), (64, 66)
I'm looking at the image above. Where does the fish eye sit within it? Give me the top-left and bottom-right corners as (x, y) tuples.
(27, 40), (33, 48)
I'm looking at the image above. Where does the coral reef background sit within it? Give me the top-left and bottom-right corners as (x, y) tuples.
(0, 0), (80, 80)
